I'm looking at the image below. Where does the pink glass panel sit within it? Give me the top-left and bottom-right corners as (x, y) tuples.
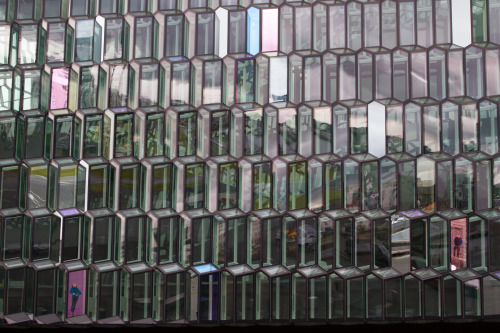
(51, 67), (69, 109)
(262, 9), (278, 52)
(67, 270), (87, 318)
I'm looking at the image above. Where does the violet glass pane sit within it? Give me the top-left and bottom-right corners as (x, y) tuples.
(50, 68), (69, 109)
(262, 9), (278, 52)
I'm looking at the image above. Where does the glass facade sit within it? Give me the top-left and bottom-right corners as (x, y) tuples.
(1, 0), (500, 326)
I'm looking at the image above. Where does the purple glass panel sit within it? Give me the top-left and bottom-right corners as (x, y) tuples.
(50, 68), (69, 109)
(67, 270), (87, 318)
(400, 209), (425, 218)
(59, 208), (81, 217)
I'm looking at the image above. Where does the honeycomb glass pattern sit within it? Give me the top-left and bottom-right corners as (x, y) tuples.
(0, 0), (499, 326)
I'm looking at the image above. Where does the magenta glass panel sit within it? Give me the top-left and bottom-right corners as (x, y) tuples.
(67, 270), (87, 318)
(261, 8), (278, 52)
(51, 68), (69, 109)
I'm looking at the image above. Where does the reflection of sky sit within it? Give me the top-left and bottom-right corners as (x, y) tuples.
(269, 57), (287, 98)
(368, 102), (385, 158)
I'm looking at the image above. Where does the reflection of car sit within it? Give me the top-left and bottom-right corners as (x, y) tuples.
(275, 225), (317, 251)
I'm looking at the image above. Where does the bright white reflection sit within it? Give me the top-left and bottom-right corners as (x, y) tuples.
(368, 101), (386, 158)
(452, 0), (471, 47)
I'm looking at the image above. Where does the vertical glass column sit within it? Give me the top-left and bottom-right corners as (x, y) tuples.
(0, 159), (20, 210)
(238, 155), (271, 212)
(212, 209), (246, 268)
(428, 214), (448, 273)
(223, 54), (254, 106)
(108, 157), (140, 212)
(467, 213), (488, 274)
(43, 19), (72, 63)
(154, 263), (186, 323)
(281, 210), (318, 269)
(140, 157), (172, 212)
(40, 63), (69, 112)
(0, 208), (25, 260)
(68, 62), (104, 111)
(100, 60), (128, 108)
(87, 261), (121, 323)
(309, 1), (327, 51)
(12, 22), (44, 66)
(197, 104), (230, 158)
(0, 24), (11, 66)
(12, 66), (41, 112)
(79, 157), (109, 211)
(265, 103), (298, 156)
(120, 263), (153, 323)
(165, 106), (197, 159)
(0, 67), (13, 111)
(179, 209), (212, 267)
(398, 0), (416, 46)
(0, 260), (29, 320)
(103, 107), (134, 161)
(308, 154), (341, 212)
(160, 56), (190, 107)
(100, 15), (127, 62)
(292, 266), (326, 322)
(27, 261), (58, 321)
(16, 110), (45, 160)
(133, 106), (164, 160)
(160, 12), (185, 58)
(56, 261), (89, 322)
(323, 209), (354, 269)
(128, 59), (163, 109)
(0, 111), (16, 160)
(68, 17), (102, 62)
(230, 103), (263, 157)
(373, 268), (403, 320)
(146, 209), (179, 267)
(436, 209), (468, 271)
(273, 155), (307, 212)
(190, 56), (222, 107)
(20, 158), (49, 210)
(257, 265), (289, 323)
(114, 209), (147, 265)
(346, 1), (361, 50)
(364, 210), (391, 270)
(445, 46), (465, 98)
(374, 49), (393, 100)
(73, 109), (103, 160)
(356, 50), (373, 103)
(47, 157), (85, 211)
(441, 100), (460, 156)
(123, 13), (158, 60)
(44, 109), (74, 160)
(343, 153), (379, 212)
(54, 209), (84, 263)
(172, 156), (205, 212)
(220, 264), (254, 323)
(83, 208), (116, 264)
(445, 269), (482, 318)
(392, 48), (410, 101)
(205, 156), (238, 212)
(472, 0), (488, 42)
(465, 45), (485, 99)
(457, 152), (492, 213)
(184, 9), (215, 58)
(185, 264), (219, 323)
(380, 153), (416, 213)
(395, 210), (426, 271)
(485, 45), (500, 96)
(246, 209), (280, 270)
(416, 152), (453, 213)
(317, 214), (333, 271)
(410, 268), (441, 319)
(334, 266), (364, 321)
(481, 210), (500, 272)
